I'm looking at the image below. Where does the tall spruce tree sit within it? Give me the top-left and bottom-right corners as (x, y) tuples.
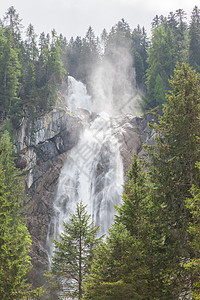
(45, 201), (101, 300)
(84, 223), (148, 300)
(146, 63), (200, 297)
(189, 6), (200, 72)
(131, 25), (148, 89)
(0, 131), (43, 299)
(185, 170), (200, 299)
(145, 23), (175, 108)
(0, 25), (21, 120)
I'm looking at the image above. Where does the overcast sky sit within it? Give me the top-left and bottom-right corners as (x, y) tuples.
(0, 0), (199, 40)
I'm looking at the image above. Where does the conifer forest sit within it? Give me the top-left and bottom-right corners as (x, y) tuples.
(1, 5), (200, 300)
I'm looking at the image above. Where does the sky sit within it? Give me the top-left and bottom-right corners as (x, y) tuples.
(0, 0), (199, 40)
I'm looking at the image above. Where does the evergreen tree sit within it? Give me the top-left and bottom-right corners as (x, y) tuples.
(185, 173), (200, 299)
(145, 11), (188, 109)
(84, 223), (147, 300)
(146, 63), (200, 297)
(3, 6), (23, 43)
(22, 24), (38, 111)
(0, 24), (8, 119)
(167, 11), (178, 32)
(100, 28), (108, 53)
(0, 25), (21, 121)
(25, 24), (39, 61)
(115, 155), (150, 237)
(183, 162), (200, 299)
(105, 19), (131, 56)
(34, 29), (65, 111)
(0, 131), (43, 299)
(66, 36), (83, 80)
(189, 6), (200, 72)
(45, 201), (101, 300)
(175, 9), (187, 36)
(145, 23), (175, 108)
(131, 25), (148, 88)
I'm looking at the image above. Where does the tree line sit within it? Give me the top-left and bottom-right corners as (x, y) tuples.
(0, 6), (65, 130)
(56, 6), (200, 111)
(2, 6), (200, 132)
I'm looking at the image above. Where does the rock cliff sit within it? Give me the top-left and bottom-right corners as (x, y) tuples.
(14, 87), (154, 290)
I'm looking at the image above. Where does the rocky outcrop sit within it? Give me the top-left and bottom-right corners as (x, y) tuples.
(15, 108), (83, 187)
(113, 113), (155, 177)
(15, 107), (83, 288)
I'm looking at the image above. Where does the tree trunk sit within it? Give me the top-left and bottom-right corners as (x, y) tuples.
(79, 234), (82, 299)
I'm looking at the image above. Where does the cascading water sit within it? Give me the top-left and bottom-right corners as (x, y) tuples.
(46, 66), (141, 260)
(46, 77), (124, 259)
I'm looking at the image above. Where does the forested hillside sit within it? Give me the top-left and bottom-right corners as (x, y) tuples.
(1, 6), (200, 131)
(0, 6), (65, 131)
(1, 5), (200, 300)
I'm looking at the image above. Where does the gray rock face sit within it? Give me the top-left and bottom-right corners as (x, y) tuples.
(15, 107), (83, 288)
(15, 103), (154, 290)
(113, 113), (155, 178)
(16, 108), (82, 187)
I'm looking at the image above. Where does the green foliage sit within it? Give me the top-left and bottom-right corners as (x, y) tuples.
(45, 201), (101, 300)
(0, 25), (21, 120)
(2, 5), (200, 125)
(144, 9), (189, 109)
(145, 63), (200, 297)
(116, 155), (150, 237)
(0, 7), (65, 129)
(185, 165), (200, 299)
(21, 28), (65, 114)
(189, 6), (200, 73)
(0, 131), (43, 299)
(84, 223), (148, 300)
(66, 27), (100, 82)
(131, 25), (148, 88)
(144, 24), (176, 108)
(153, 74), (166, 105)
(149, 63), (200, 192)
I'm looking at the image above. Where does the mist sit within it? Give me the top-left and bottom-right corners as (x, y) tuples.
(89, 38), (143, 117)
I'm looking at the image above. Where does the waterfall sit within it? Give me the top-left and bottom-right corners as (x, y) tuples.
(46, 72), (140, 259)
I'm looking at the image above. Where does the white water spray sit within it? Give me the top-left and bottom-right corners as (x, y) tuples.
(46, 46), (142, 259)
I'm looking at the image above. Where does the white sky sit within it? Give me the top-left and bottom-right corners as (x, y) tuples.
(0, 0), (199, 40)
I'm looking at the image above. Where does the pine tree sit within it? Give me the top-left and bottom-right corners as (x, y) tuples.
(185, 172), (200, 299)
(0, 131), (43, 299)
(0, 25), (21, 120)
(115, 155), (150, 237)
(3, 6), (23, 43)
(149, 63), (200, 198)
(45, 201), (101, 300)
(66, 36), (83, 80)
(189, 6), (200, 72)
(38, 30), (65, 110)
(84, 222), (147, 300)
(146, 63), (200, 297)
(0, 24), (8, 119)
(145, 23), (175, 108)
(131, 25), (148, 88)
(145, 11), (189, 109)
